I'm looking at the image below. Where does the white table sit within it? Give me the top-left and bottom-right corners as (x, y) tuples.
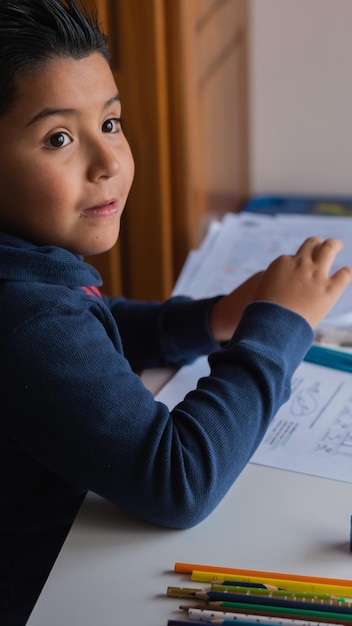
(27, 461), (352, 626)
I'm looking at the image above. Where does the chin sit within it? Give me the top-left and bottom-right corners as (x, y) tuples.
(83, 235), (120, 257)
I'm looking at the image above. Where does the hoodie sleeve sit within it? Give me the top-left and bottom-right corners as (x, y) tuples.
(103, 294), (222, 370)
(0, 290), (313, 530)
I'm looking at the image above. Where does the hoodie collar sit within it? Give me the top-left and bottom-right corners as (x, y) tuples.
(0, 232), (102, 287)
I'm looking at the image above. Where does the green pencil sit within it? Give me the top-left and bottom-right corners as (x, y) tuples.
(210, 585), (352, 606)
(168, 585), (352, 607)
(207, 601), (352, 623)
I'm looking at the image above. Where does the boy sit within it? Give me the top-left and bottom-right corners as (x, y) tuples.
(0, 1), (351, 624)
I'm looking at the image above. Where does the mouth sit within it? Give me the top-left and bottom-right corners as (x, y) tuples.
(81, 199), (119, 218)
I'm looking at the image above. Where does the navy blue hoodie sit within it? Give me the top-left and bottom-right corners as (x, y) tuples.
(0, 232), (312, 623)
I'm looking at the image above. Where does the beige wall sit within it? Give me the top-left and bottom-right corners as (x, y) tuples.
(249, 0), (352, 196)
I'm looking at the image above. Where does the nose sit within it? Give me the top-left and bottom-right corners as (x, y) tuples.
(86, 136), (120, 181)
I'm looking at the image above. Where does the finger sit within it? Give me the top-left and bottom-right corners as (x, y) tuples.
(329, 265), (352, 290)
(294, 236), (324, 256)
(311, 237), (344, 263)
(293, 237), (324, 256)
(294, 237), (343, 265)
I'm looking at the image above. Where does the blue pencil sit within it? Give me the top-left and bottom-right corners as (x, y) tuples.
(194, 590), (352, 614)
(218, 580), (283, 590)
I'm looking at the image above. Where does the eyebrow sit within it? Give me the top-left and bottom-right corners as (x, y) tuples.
(25, 94), (121, 127)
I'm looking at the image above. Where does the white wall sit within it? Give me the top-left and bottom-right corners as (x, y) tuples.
(249, 0), (352, 196)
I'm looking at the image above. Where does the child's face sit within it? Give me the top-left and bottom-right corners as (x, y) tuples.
(0, 53), (135, 256)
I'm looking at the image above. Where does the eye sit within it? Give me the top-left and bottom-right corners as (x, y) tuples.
(102, 118), (122, 134)
(44, 131), (71, 149)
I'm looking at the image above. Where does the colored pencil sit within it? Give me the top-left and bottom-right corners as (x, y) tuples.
(168, 621), (286, 626)
(206, 601), (352, 623)
(167, 586), (207, 599)
(169, 620), (330, 626)
(174, 564), (352, 589)
(168, 585), (296, 600)
(189, 591), (352, 614)
(184, 607), (343, 626)
(210, 585), (352, 604)
(179, 604), (349, 623)
(168, 586), (352, 607)
(216, 581), (285, 590)
(190, 572), (352, 597)
(167, 620), (207, 626)
(208, 621), (285, 626)
(169, 621), (314, 626)
(222, 581), (284, 590)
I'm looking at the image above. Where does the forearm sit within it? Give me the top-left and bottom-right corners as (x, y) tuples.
(3, 300), (313, 530)
(105, 294), (221, 370)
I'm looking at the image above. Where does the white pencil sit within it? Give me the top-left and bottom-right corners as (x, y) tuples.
(185, 606), (342, 626)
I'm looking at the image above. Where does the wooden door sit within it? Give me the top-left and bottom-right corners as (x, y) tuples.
(166, 0), (249, 274)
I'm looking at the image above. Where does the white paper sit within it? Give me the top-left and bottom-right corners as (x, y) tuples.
(159, 211), (352, 482)
(173, 212), (352, 326)
(251, 360), (352, 482)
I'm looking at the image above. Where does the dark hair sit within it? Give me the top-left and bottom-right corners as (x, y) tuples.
(0, 0), (110, 117)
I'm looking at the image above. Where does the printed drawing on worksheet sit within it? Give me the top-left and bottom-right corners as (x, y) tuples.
(251, 360), (352, 481)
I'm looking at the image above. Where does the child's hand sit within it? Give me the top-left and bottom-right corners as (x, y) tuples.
(252, 237), (352, 329)
(210, 271), (264, 342)
(210, 237), (352, 342)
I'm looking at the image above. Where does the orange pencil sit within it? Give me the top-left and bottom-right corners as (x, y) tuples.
(174, 564), (352, 589)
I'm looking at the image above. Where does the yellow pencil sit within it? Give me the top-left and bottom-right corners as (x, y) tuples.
(190, 571), (352, 597)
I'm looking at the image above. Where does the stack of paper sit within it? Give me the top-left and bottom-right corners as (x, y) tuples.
(173, 212), (352, 332)
(156, 212), (352, 483)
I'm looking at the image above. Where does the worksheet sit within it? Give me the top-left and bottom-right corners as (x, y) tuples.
(173, 212), (352, 327)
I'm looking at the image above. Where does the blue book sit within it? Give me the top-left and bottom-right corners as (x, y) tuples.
(304, 344), (352, 373)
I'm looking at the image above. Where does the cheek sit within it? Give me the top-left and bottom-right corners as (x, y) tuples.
(0, 163), (21, 203)
(125, 149), (135, 192)
(0, 168), (38, 227)
(22, 165), (73, 213)
(0, 153), (67, 213)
